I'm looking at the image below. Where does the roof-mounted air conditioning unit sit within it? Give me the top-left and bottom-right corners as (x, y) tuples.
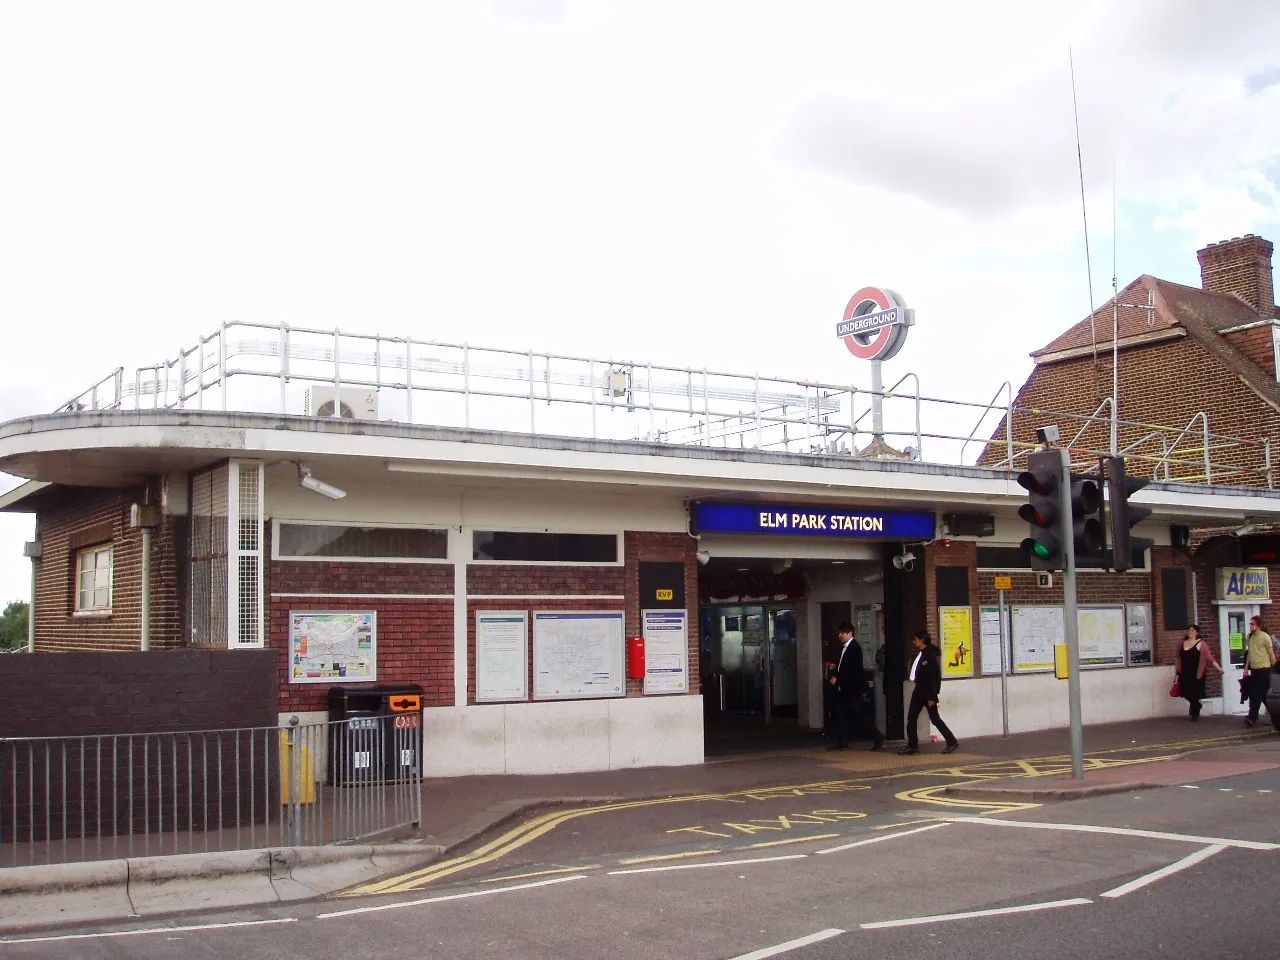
(303, 386), (378, 421)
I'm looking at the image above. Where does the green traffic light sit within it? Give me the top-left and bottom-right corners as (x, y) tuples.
(1031, 543), (1051, 559)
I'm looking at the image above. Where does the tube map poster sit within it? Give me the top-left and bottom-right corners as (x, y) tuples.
(290, 611), (377, 683)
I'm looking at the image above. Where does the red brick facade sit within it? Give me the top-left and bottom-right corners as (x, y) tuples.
(267, 556), (455, 714)
(31, 484), (186, 652)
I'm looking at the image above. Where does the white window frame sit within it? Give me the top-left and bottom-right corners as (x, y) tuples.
(271, 519), (452, 564)
(74, 544), (114, 615)
(468, 528), (624, 566)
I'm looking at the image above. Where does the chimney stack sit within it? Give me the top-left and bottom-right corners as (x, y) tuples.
(1196, 234), (1275, 315)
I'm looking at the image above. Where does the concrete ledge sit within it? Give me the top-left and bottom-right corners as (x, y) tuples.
(943, 780), (1164, 802)
(0, 841), (444, 933)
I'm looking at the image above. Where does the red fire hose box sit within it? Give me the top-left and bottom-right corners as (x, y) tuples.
(626, 636), (645, 680)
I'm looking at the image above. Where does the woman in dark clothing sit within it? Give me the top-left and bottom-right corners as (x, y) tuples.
(1175, 624), (1222, 720)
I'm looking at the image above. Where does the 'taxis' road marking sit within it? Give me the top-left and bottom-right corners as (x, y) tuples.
(949, 816), (1280, 851)
(1101, 844), (1227, 898)
(817, 822), (948, 855)
(0, 918), (297, 946)
(316, 874), (588, 920)
(729, 928), (846, 959)
(608, 853), (807, 876)
(861, 897), (1092, 930)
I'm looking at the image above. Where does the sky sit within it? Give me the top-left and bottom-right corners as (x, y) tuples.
(1, 0), (1279, 606)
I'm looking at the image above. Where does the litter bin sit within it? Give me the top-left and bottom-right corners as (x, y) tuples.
(378, 684), (424, 784)
(328, 688), (386, 786)
(328, 684), (424, 786)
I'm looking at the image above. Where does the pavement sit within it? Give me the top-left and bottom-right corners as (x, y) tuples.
(2, 715), (1277, 935)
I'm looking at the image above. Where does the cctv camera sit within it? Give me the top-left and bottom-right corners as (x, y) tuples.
(298, 469), (347, 501)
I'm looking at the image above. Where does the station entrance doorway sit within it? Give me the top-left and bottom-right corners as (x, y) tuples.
(698, 553), (892, 753)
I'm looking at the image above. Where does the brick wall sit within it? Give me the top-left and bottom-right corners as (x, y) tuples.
(623, 532), (700, 697)
(32, 484), (187, 652)
(268, 559), (454, 714)
(466, 565), (624, 596)
(1222, 325), (1276, 380)
(0, 650), (278, 841)
(981, 336), (1280, 483)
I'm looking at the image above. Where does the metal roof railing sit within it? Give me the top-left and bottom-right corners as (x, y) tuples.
(55, 321), (1274, 488)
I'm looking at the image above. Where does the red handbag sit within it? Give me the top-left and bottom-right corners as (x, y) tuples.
(1169, 676), (1181, 698)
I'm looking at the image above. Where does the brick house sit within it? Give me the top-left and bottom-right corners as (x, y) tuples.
(981, 233), (1280, 705)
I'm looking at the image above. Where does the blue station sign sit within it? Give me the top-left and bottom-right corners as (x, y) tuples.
(692, 502), (935, 540)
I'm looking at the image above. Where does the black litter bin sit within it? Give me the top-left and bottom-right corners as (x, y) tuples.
(328, 684), (424, 786)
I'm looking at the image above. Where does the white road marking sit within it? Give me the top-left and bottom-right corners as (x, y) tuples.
(1180, 785), (1199, 789)
(1260, 789), (1273, 794)
(860, 898), (1092, 930)
(0, 918), (297, 946)
(608, 854), (807, 876)
(315, 874), (588, 919)
(1100, 844), (1227, 898)
(949, 816), (1279, 851)
(729, 928), (846, 959)
(817, 822), (948, 855)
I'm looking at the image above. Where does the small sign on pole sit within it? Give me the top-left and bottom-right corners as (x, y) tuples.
(993, 575), (1013, 591)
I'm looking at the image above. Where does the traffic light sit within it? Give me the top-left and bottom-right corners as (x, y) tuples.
(1070, 473), (1107, 568)
(1018, 449), (1064, 570)
(1105, 456), (1154, 572)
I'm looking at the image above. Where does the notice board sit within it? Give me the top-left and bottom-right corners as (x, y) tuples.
(289, 611), (377, 683)
(1077, 606), (1126, 667)
(532, 611), (625, 700)
(475, 611), (529, 703)
(979, 606), (1011, 676)
(641, 609), (690, 695)
(1011, 606), (1063, 673)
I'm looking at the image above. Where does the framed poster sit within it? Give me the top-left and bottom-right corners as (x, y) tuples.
(642, 609), (689, 695)
(475, 611), (529, 703)
(979, 606), (1011, 676)
(289, 611), (376, 683)
(1011, 606), (1062, 673)
(1078, 605), (1126, 668)
(532, 611), (625, 700)
(939, 606), (974, 678)
(1126, 603), (1152, 665)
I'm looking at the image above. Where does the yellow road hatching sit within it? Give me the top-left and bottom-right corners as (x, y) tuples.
(343, 731), (1259, 897)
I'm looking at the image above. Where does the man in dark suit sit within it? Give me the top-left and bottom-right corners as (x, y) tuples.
(828, 621), (884, 751)
(899, 630), (958, 755)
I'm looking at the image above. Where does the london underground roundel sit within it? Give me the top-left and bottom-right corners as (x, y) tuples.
(837, 287), (915, 361)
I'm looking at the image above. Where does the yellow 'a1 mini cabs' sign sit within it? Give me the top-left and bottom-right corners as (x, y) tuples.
(1216, 567), (1269, 602)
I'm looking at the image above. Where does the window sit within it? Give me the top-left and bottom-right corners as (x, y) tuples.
(976, 545), (1149, 571)
(76, 545), (113, 612)
(472, 531), (618, 563)
(276, 523), (447, 560)
(1161, 568), (1190, 631)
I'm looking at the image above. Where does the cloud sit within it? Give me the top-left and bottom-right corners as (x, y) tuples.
(787, 93), (1080, 217)
(491, 0), (567, 25)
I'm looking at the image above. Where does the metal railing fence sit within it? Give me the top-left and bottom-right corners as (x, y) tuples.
(53, 320), (1275, 487)
(0, 716), (422, 868)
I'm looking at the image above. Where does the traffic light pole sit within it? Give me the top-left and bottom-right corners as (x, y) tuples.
(1057, 448), (1085, 780)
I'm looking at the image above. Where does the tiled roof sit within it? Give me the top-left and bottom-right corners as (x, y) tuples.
(1032, 274), (1280, 411)
(1033, 276), (1272, 358)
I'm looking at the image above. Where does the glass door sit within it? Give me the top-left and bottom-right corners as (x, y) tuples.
(768, 608), (798, 720)
(1221, 606), (1251, 716)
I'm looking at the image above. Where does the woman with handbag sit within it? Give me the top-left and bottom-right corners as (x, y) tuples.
(1175, 624), (1221, 721)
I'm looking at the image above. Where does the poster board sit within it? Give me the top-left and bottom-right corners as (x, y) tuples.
(939, 606), (974, 678)
(289, 611), (376, 683)
(475, 611), (529, 703)
(979, 606), (1011, 676)
(1011, 606), (1062, 673)
(1078, 606), (1126, 667)
(641, 609), (690, 695)
(533, 611), (625, 700)
(1126, 603), (1152, 665)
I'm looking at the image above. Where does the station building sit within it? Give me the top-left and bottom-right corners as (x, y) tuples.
(2, 236), (1278, 777)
